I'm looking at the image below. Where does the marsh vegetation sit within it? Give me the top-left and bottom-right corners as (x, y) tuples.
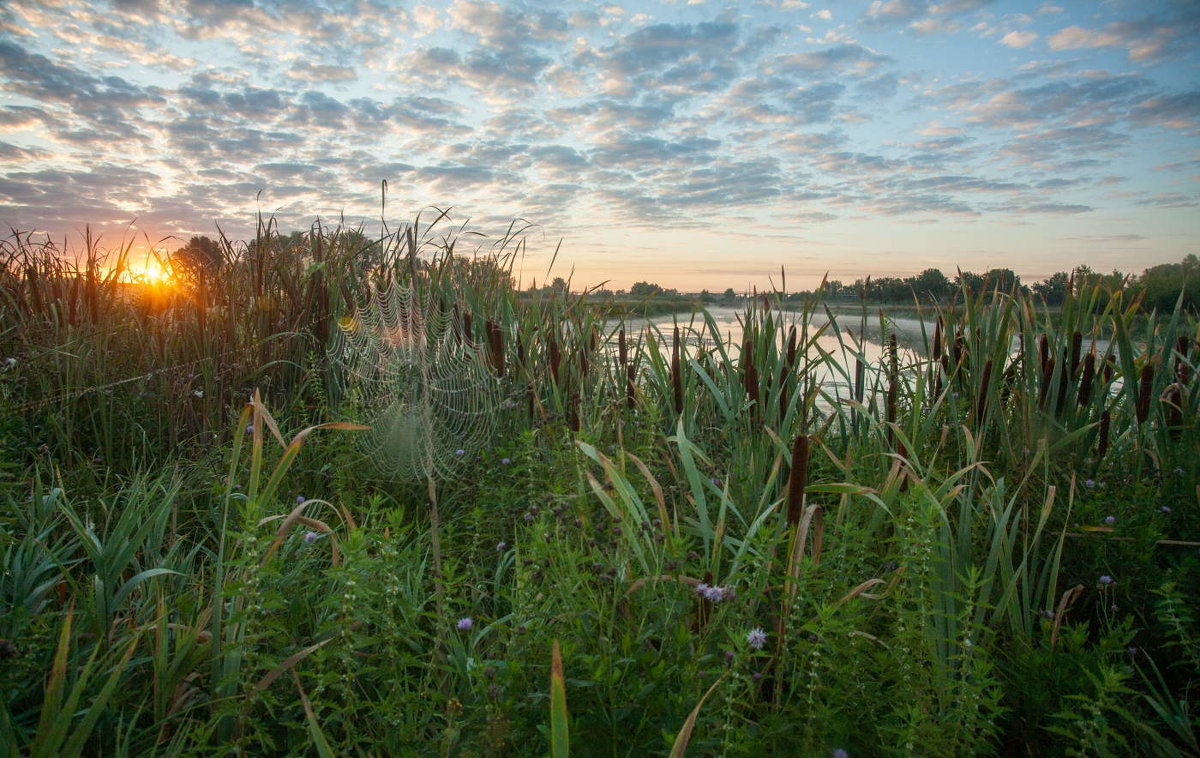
(0, 216), (1197, 756)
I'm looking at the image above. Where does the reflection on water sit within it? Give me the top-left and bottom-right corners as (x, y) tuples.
(604, 306), (929, 405)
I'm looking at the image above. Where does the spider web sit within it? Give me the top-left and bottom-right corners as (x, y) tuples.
(329, 283), (500, 480)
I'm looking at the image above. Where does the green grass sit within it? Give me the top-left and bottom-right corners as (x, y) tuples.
(0, 216), (1197, 756)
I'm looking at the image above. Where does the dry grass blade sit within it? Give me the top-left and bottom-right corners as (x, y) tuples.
(256, 637), (337, 691)
(1051, 584), (1085, 648)
(669, 670), (731, 758)
(624, 451), (670, 533)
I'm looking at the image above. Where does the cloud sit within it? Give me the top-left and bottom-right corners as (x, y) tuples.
(1000, 30), (1037, 48)
(1047, 8), (1200, 63)
(285, 62), (357, 83)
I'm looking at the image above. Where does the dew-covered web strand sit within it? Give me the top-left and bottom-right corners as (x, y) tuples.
(328, 282), (500, 481)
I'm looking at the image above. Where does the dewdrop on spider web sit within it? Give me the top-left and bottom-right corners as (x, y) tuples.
(328, 283), (501, 481)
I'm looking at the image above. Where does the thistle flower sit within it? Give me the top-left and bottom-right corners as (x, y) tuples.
(456, 617), (473, 631)
(747, 627), (767, 650)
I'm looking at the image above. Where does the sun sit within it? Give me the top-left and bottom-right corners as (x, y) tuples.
(129, 257), (172, 285)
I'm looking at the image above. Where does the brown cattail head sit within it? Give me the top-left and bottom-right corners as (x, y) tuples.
(1069, 331), (1083, 377)
(618, 327), (627, 369)
(1039, 357), (1055, 408)
(486, 319), (504, 377)
(1039, 333), (1050, 376)
(1098, 409), (1111, 458)
(743, 340), (760, 414)
(932, 317), (944, 360)
(786, 435), (810, 525)
(1077, 352), (1095, 407)
(548, 338), (561, 384)
(1137, 361), (1155, 424)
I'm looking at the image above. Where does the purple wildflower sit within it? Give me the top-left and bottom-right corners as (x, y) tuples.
(501, 457), (511, 465)
(1161, 506), (1172, 514)
(245, 424), (254, 434)
(455, 449), (465, 457)
(833, 750), (849, 758)
(456, 617), (473, 631)
(296, 495), (306, 504)
(1099, 575), (1114, 585)
(1103, 515), (1115, 525)
(304, 531), (318, 543)
(747, 627), (768, 650)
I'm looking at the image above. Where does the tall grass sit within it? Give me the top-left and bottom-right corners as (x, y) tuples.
(0, 213), (1197, 755)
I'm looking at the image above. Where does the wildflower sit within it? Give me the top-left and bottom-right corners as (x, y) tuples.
(1161, 506), (1172, 514)
(1039, 609), (1055, 620)
(699, 584), (729, 603)
(456, 617), (473, 631)
(1099, 575), (1114, 586)
(1103, 515), (1115, 525)
(496, 541), (507, 552)
(304, 531), (318, 543)
(245, 424), (254, 434)
(455, 449), (465, 457)
(747, 627), (768, 651)
(725, 650), (735, 661)
(1084, 479), (1095, 489)
(2, 357), (15, 369)
(192, 389), (204, 398)
(833, 750), (849, 758)
(501, 457), (511, 465)
(523, 511), (534, 523)
(296, 495), (306, 504)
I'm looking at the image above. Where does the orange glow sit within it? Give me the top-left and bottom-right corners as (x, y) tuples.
(126, 256), (172, 285)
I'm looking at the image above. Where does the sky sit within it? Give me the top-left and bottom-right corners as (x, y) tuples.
(0, 0), (1197, 292)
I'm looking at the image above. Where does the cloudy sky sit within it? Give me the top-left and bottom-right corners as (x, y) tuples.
(1, 0), (1197, 290)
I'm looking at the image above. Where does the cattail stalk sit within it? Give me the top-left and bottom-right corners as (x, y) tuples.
(1136, 362), (1155, 425)
(786, 435), (810, 526)
(1098, 409), (1111, 458)
(1077, 352), (1095, 407)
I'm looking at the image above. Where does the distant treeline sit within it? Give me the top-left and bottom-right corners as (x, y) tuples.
(574, 257), (1198, 313)
(174, 234), (1199, 313)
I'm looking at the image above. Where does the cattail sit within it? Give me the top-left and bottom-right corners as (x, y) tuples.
(1104, 354), (1116, 384)
(548, 337), (561, 384)
(486, 319), (504, 377)
(932, 317), (944, 360)
(618, 327), (627, 369)
(786, 434), (810, 525)
(1039, 357), (1055, 409)
(671, 326), (683, 416)
(1136, 362), (1155, 424)
(1098, 409), (1111, 458)
(975, 358), (993, 428)
(568, 391), (580, 432)
(742, 339), (760, 416)
(1077, 352), (1095, 407)
(1039, 333), (1050, 377)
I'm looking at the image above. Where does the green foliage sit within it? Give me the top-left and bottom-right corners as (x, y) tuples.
(0, 214), (1197, 755)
